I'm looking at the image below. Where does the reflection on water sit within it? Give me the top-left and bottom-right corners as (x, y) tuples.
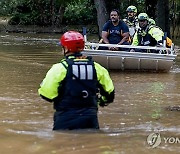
(0, 33), (179, 154)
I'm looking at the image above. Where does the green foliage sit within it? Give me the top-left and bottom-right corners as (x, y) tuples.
(63, 0), (96, 24)
(119, 0), (145, 19)
(0, 0), (180, 26)
(8, 0), (54, 25)
(0, 0), (17, 16)
(1, 0), (96, 25)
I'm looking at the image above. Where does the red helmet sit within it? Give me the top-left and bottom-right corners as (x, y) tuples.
(60, 31), (85, 53)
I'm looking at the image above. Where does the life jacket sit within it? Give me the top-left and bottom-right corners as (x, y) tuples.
(137, 25), (159, 46)
(166, 37), (173, 47)
(137, 25), (173, 47)
(123, 16), (138, 28)
(154, 26), (173, 47)
(123, 17), (139, 39)
(123, 17), (138, 41)
(54, 56), (98, 110)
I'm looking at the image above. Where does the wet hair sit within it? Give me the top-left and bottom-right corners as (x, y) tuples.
(110, 9), (120, 16)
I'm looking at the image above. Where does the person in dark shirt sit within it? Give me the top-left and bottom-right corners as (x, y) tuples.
(102, 9), (130, 51)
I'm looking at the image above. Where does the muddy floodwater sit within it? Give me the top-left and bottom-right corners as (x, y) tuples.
(0, 33), (179, 154)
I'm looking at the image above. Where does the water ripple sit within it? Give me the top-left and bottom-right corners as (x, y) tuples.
(7, 129), (54, 139)
(0, 96), (24, 101)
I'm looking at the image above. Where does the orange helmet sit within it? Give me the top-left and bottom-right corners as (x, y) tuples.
(60, 31), (84, 53)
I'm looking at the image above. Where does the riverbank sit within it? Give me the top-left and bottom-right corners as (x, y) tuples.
(0, 17), (98, 34)
(0, 18), (98, 34)
(0, 24), (98, 34)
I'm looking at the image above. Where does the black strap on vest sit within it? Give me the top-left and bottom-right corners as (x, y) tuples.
(61, 58), (97, 94)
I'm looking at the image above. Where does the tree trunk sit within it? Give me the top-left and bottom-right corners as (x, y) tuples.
(55, 5), (66, 27)
(170, 0), (179, 39)
(157, 0), (170, 37)
(94, 0), (108, 37)
(145, 0), (157, 19)
(50, 0), (55, 26)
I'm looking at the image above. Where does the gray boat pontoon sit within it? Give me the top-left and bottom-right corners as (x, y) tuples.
(83, 42), (177, 72)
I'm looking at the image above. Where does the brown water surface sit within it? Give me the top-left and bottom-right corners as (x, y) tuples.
(0, 33), (179, 154)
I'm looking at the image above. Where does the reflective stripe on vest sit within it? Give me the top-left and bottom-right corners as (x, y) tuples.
(72, 64), (93, 80)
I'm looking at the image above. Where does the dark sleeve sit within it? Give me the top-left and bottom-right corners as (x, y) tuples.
(121, 21), (129, 33)
(40, 94), (53, 102)
(98, 86), (115, 103)
(102, 21), (110, 32)
(98, 88), (115, 107)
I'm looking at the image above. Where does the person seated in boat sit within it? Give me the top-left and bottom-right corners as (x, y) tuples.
(101, 9), (130, 51)
(148, 18), (156, 26)
(130, 13), (164, 53)
(123, 5), (139, 40)
(148, 18), (173, 48)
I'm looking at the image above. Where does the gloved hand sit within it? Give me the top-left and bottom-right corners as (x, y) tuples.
(98, 96), (109, 107)
(156, 43), (163, 47)
(130, 49), (135, 52)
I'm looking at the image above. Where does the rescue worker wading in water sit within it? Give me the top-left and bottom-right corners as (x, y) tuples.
(38, 31), (115, 130)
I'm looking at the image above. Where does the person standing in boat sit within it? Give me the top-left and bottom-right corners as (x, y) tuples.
(101, 9), (130, 51)
(38, 31), (115, 130)
(123, 5), (139, 40)
(131, 13), (164, 53)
